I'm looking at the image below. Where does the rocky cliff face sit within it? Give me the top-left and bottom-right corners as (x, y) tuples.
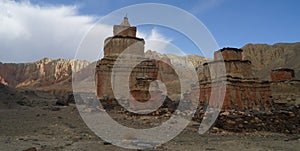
(242, 42), (300, 80)
(145, 50), (209, 68)
(1, 42), (300, 99)
(0, 58), (90, 95)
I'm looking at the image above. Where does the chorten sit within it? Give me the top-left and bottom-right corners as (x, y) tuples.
(96, 17), (158, 105)
(104, 16), (144, 58)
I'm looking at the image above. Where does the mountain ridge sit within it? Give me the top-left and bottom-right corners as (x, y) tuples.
(0, 42), (299, 97)
(242, 42), (300, 80)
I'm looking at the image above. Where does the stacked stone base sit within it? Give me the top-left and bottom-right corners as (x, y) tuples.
(97, 57), (178, 111)
(199, 77), (272, 111)
(271, 80), (300, 105)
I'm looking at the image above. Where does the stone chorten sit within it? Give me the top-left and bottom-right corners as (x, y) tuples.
(197, 48), (272, 110)
(104, 16), (144, 58)
(96, 17), (176, 110)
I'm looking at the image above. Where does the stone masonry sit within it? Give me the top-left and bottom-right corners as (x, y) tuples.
(270, 68), (300, 105)
(96, 17), (300, 112)
(96, 17), (176, 110)
(196, 48), (272, 110)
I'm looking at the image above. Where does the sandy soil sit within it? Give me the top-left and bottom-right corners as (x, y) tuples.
(0, 97), (299, 151)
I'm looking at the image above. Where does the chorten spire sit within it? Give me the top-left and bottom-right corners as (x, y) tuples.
(120, 14), (130, 26)
(113, 15), (137, 37)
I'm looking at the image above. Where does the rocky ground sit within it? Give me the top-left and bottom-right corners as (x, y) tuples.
(0, 89), (299, 151)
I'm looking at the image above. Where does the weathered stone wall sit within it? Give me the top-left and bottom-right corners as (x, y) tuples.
(199, 79), (271, 110)
(214, 48), (243, 60)
(269, 68), (300, 106)
(113, 26), (136, 37)
(96, 58), (158, 100)
(203, 60), (253, 80)
(197, 48), (272, 110)
(96, 57), (178, 105)
(97, 18), (180, 110)
(271, 80), (300, 105)
(96, 58), (114, 100)
(104, 37), (145, 58)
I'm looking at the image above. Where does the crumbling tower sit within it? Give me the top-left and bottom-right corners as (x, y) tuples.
(198, 48), (271, 110)
(96, 17), (160, 109)
(103, 16), (144, 58)
(97, 17), (146, 100)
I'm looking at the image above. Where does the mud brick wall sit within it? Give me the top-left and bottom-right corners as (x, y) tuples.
(199, 79), (271, 110)
(214, 48), (243, 61)
(104, 37), (145, 58)
(271, 80), (300, 105)
(97, 18), (179, 107)
(96, 58), (114, 100)
(113, 26), (136, 37)
(96, 58), (159, 100)
(197, 48), (272, 111)
(270, 68), (300, 105)
(203, 60), (253, 80)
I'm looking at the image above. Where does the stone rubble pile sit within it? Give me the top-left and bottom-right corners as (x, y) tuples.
(195, 105), (300, 134)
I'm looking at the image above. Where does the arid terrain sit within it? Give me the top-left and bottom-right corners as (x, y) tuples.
(0, 43), (300, 150)
(0, 86), (299, 151)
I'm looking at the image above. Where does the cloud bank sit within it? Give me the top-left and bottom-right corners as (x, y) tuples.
(137, 28), (172, 53)
(0, 1), (172, 63)
(0, 0), (99, 62)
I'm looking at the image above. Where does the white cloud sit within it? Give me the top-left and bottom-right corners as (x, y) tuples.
(0, 0), (112, 63)
(0, 0), (172, 63)
(137, 28), (172, 53)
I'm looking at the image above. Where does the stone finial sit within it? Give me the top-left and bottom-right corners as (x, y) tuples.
(113, 16), (136, 37)
(120, 15), (131, 26)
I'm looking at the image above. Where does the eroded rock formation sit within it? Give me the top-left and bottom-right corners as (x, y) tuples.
(0, 58), (90, 96)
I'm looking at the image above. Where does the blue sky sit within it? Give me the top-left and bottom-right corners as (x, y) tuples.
(1, 0), (300, 62)
(31, 0), (300, 47)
